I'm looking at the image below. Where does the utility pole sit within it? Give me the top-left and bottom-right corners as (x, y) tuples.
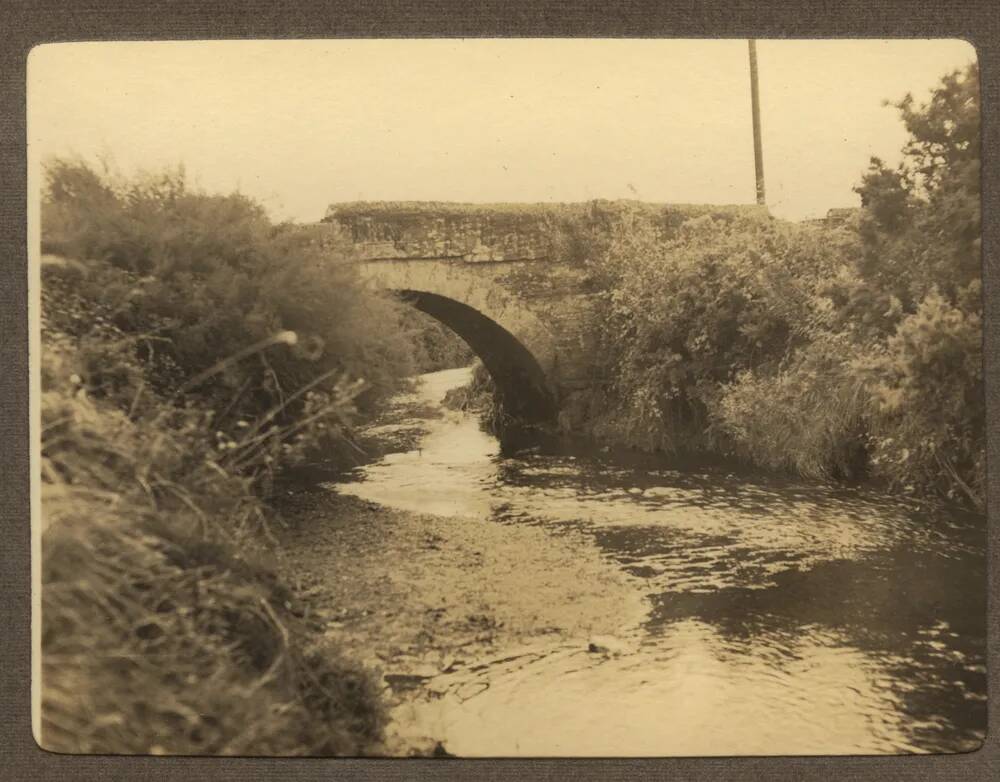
(748, 39), (766, 206)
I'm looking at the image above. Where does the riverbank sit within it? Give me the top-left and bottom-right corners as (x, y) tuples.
(273, 489), (647, 755)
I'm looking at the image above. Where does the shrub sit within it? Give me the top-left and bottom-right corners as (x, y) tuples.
(40, 158), (429, 487)
(860, 288), (984, 506)
(711, 333), (869, 481)
(573, 64), (982, 508)
(851, 63), (982, 506)
(588, 208), (856, 456)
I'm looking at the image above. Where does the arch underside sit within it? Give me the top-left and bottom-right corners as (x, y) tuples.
(395, 290), (556, 425)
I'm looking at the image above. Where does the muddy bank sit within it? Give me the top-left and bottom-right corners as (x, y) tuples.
(273, 489), (646, 755)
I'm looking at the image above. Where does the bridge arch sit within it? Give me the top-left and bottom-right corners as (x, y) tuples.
(395, 290), (555, 423)
(357, 259), (560, 425)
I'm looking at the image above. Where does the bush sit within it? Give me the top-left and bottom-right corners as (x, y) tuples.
(710, 333), (869, 481)
(574, 64), (982, 508)
(851, 63), (983, 506)
(40, 158), (429, 488)
(588, 208), (856, 456)
(860, 288), (984, 505)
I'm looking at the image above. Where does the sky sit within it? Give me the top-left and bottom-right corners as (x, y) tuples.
(27, 38), (977, 222)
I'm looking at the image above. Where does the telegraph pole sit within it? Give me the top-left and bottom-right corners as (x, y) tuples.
(748, 39), (766, 206)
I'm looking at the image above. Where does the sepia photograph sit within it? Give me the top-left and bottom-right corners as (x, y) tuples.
(29, 38), (985, 757)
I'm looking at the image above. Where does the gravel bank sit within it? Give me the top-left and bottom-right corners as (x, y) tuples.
(274, 490), (646, 754)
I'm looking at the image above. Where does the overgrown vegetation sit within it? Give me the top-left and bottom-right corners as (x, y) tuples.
(442, 360), (500, 423)
(578, 64), (982, 508)
(36, 159), (440, 754)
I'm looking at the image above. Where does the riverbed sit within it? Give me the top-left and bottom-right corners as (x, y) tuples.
(279, 366), (986, 757)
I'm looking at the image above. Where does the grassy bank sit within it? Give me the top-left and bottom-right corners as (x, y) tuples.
(36, 160), (439, 754)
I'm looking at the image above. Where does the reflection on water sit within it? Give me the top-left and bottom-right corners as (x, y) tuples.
(338, 367), (987, 756)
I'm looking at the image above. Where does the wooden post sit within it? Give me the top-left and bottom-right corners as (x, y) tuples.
(748, 39), (766, 206)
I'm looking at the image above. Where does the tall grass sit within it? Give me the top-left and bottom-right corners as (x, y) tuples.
(40, 327), (387, 754)
(37, 160), (410, 754)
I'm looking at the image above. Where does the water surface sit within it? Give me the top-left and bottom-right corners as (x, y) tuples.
(338, 367), (987, 756)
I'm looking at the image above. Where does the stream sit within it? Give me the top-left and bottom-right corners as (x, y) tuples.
(331, 366), (986, 757)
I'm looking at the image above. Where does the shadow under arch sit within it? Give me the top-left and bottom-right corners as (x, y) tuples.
(394, 289), (556, 426)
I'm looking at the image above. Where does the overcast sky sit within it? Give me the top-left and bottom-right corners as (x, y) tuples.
(28, 39), (976, 222)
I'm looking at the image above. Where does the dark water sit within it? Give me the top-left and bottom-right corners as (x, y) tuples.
(338, 368), (987, 756)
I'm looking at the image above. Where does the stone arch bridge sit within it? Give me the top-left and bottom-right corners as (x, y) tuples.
(308, 201), (763, 430)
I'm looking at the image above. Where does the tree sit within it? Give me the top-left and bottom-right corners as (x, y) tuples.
(854, 63), (980, 310)
(853, 62), (984, 507)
